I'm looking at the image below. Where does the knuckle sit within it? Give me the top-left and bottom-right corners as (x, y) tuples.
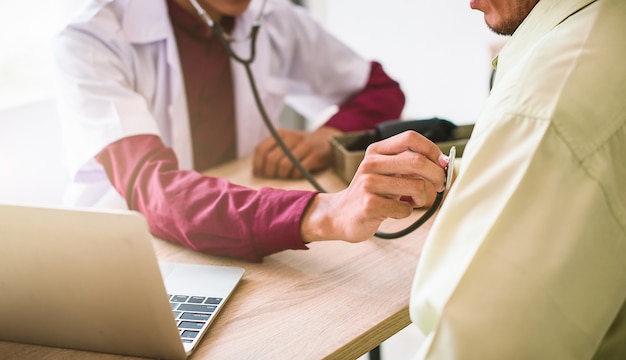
(364, 142), (379, 155)
(357, 156), (381, 174)
(358, 173), (378, 191)
(398, 130), (415, 141)
(410, 152), (427, 168)
(267, 151), (282, 163)
(280, 156), (292, 167)
(360, 193), (380, 212)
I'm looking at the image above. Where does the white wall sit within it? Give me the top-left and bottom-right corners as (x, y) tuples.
(307, 0), (507, 125)
(0, 1), (82, 205)
(0, 1), (85, 111)
(0, 99), (68, 205)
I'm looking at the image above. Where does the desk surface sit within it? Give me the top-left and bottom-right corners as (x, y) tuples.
(0, 158), (433, 360)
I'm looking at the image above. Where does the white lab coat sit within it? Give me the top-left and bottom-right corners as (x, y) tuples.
(54, 0), (369, 208)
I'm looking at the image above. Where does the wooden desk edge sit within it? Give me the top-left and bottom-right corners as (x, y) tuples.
(324, 307), (411, 360)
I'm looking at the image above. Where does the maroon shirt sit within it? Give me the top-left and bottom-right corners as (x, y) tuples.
(96, 2), (405, 262)
(168, 1), (237, 170)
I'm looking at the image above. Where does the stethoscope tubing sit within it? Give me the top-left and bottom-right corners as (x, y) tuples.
(190, 0), (444, 239)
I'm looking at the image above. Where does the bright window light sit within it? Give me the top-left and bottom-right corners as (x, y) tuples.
(0, 1), (84, 111)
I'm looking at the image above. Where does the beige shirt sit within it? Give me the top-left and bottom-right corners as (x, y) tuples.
(409, 0), (626, 358)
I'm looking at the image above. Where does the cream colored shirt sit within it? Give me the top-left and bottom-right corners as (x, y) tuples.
(409, 0), (626, 358)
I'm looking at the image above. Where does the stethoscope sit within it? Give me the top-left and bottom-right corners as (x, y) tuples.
(188, 0), (455, 239)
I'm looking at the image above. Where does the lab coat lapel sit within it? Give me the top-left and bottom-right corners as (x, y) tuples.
(167, 42), (194, 170)
(124, 0), (194, 170)
(165, 30), (193, 170)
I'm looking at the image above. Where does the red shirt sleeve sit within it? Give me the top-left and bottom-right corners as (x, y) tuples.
(324, 61), (405, 132)
(96, 134), (313, 262)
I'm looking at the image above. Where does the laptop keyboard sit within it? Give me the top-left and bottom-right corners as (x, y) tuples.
(169, 294), (223, 344)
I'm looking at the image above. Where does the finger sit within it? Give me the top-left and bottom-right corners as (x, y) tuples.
(354, 169), (445, 213)
(288, 140), (331, 179)
(358, 150), (447, 192)
(289, 148), (329, 179)
(263, 137), (302, 178)
(380, 197), (415, 220)
(262, 146), (283, 178)
(354, 187), (415, 221)
(276, 141), (311, 178)
(253, 137), (276, 176)
(399, 178), (437, 208)
(256, 130), (301, 178)
(367, 130), (449, 169)
(276, 156), (296, 179)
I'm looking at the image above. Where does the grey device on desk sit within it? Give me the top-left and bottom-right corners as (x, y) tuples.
(0, 203), (244, 360)
(330, 118), (474, 184)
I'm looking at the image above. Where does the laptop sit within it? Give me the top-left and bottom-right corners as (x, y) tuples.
(0, 203), (245, 360)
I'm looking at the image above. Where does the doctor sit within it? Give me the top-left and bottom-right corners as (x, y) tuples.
(54, 0), (447, 262)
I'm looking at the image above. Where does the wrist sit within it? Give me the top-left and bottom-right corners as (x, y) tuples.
(300, 193), (336, 243)
(316, 126), (343, 139)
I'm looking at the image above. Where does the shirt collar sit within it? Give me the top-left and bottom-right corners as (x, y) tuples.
(493, 0), (597, 73)
(121, 0), (273, 44)
(122, 0), (171, 43)
(166, 0), (235, 40)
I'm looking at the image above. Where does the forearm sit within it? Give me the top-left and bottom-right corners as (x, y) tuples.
(324, 61), (405, 133)
(96, 134), (312, 262)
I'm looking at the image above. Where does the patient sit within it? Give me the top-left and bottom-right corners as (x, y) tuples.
(409, 0), (626, 358)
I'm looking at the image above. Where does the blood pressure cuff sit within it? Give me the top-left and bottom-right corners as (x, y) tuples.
(344, 118), (458, 151)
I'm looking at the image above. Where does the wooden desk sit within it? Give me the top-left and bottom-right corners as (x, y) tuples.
(0, 158), (434, 360)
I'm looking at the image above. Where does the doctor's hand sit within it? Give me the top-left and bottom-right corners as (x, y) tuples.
(299, 131), (449, 243)
(252, 126), (342, 179)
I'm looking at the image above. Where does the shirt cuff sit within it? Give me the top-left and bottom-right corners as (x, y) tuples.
(251, 187), (316, 259)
